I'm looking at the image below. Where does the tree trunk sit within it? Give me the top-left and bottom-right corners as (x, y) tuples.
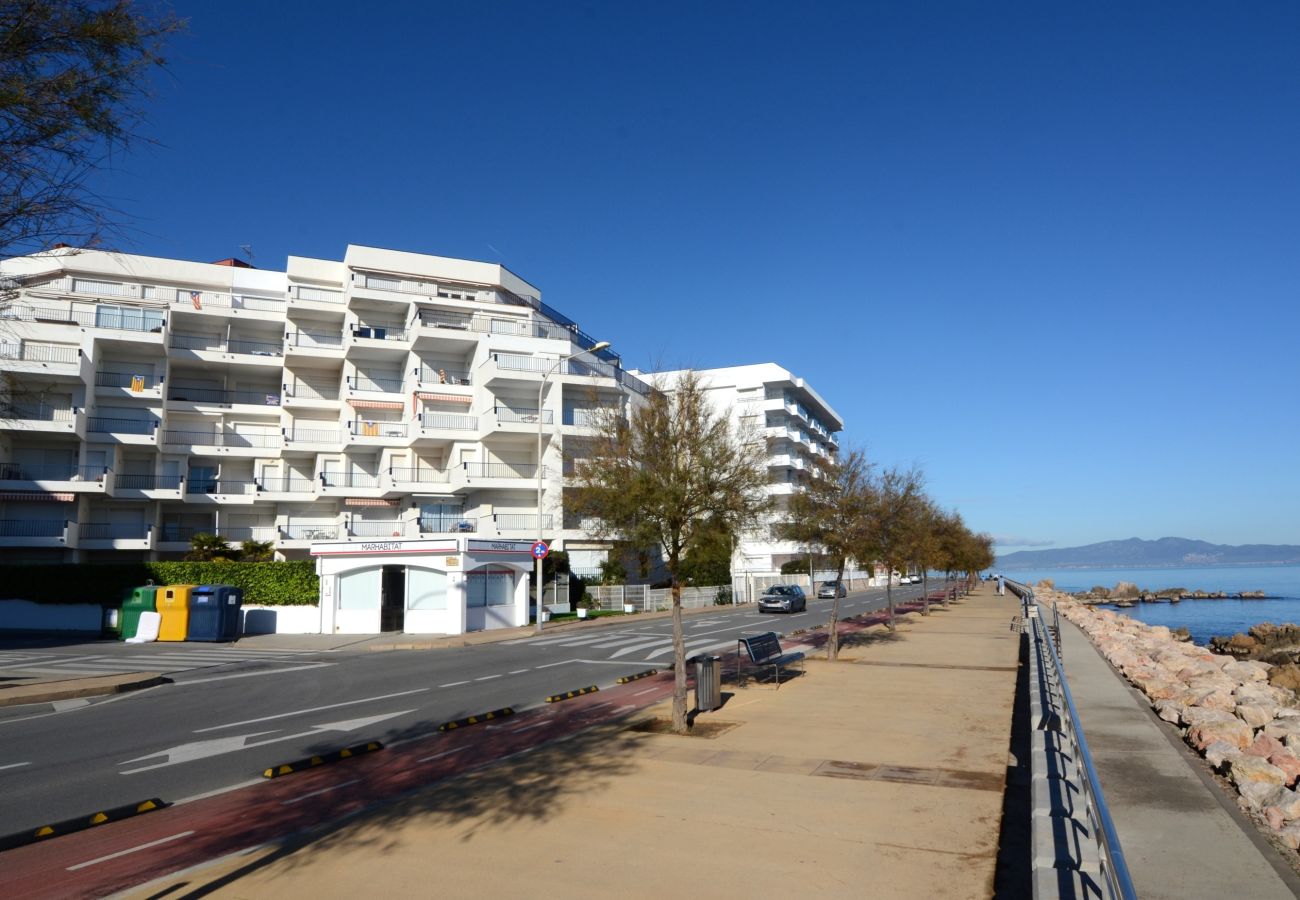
(827, 559), (846, 661)
(922, 570), (929, 616)
(886, 579), (896, 631)
(670, 578), (688, 734)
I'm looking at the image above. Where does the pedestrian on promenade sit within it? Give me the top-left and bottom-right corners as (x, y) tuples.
(997, 575), (1005, 596)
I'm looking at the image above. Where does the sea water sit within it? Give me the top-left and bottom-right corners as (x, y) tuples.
(1000, 564), (1300, 646)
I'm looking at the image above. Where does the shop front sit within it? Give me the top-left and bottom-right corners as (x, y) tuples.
(311, 537), (535, 635)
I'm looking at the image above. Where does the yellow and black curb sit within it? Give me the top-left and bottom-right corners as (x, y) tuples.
(545, 685), (599, 703)
(262, 741), (383, 779)
(0, 798), (166, 851)
(788, 628), (807, 636)
(437, 707), (514, 732)
(615, 669), (657, 685)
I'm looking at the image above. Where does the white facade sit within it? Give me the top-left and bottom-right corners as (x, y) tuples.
(641, 363), (843, 574)
(0, 245), (645, 596)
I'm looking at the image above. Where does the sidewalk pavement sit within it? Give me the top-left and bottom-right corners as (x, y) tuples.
(0, 672), (166, 707)
(126, 585), (1022, 900)
(1060, 617), (1300, 899)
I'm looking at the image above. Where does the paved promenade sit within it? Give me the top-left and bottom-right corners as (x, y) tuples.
(1060, 617), (1300, 899)
(125, 586), (1022, 900)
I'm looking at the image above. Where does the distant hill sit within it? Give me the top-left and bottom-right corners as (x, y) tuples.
(996, 537), (1300, 570)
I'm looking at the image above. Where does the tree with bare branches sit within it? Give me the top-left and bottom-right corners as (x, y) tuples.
(567, 371), (770, 733)
(0, 1), (181, 257)
(784, 446), (874, 660)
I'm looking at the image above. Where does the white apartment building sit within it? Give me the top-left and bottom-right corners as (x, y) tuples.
(643, 363), (843, 575)
(0, 245), (646, 585)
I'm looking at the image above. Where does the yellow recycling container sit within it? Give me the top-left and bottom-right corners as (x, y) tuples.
(157, 584), (196, 641)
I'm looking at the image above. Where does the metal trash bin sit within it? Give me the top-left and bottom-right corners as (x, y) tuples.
(187, 584), (244, 642)
(157, 584), (196, 641)
(694, 655), (722, 712)
(120, 586), (157, 641)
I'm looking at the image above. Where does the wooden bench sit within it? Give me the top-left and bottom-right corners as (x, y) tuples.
(737, 631), (806, 688)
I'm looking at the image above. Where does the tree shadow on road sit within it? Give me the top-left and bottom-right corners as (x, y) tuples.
(146, 716), (643, 899)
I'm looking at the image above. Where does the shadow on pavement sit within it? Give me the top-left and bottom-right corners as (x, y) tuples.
(993, 631), (1031, 898)
(147, 717), (642, 899)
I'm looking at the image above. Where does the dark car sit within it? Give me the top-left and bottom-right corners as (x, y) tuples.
(758, 584), (807, 613)
(817, 581), (847, 599)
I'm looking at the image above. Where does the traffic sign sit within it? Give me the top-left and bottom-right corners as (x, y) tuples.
(531, 540), (549, 560)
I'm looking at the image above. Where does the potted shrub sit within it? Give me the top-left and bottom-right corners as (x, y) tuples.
(577, 592), (598, 619)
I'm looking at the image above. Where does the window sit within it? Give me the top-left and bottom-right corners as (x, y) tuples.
(338, 569), (382, 610)
(467, 566), (513, 607)
(408, 568), (448, 610)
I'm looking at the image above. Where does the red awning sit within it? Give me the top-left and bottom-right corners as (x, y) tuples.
(347, 399), (405, 410)
(344, 498), (399, 507)
(415, 392), (472, 403)
(0, 491), (74, 502)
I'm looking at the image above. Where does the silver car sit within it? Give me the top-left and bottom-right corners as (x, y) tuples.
(817, 581), (847, 599)
(758, 584), (807, 613)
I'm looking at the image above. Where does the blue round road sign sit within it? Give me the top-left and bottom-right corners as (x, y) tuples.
(531, 541), (549, 560)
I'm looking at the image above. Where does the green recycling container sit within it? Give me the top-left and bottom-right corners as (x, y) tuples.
(120, 586), (157, 641)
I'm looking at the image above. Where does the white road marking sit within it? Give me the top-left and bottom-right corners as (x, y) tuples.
(510, 721), (547, 734)
(0, 761), (31, 771)
(440, 680), (470, 687)
(632, 688), (657, 697)
(644, 638), (739, 660)
(66, 831), (195, 871)
(508, 669), (529, 675)
(474, 674), (501, 681)
(534, 660), (576, 669)
(417, 746), (468, 763)
(281, 779), (359, 805)
(194, 688), (431, 733)
(51, 698), (91, 711)
(177, 663), (334, 685)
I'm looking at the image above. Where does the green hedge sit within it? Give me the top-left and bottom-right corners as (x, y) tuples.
(0, 561), (318, 606)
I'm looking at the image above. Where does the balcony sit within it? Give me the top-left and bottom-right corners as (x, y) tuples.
(0, 462), (109, 494)
(87, 416), (158, 445)
(156, 524), (210, 547)
(169, 332), (284, 366)
(282, 425), (344, 451)
(452, 462), (541, 490)
(167, 385), (283, 409)
(492, 513), (551, 534)
(348, 419), (410, 444)
(95, 370), (164, 400)
(346, 374), (404, 395)
(347, 519), (408, 538)
(283, 380), (341, 410)
(285, 330), (345, 360)
(417, 515), (476, 535)
(413, 366), (472, 387)
(279, 523), (342, 544)
(222, 525), (279, 543)
(170, 289), (285, 321)
(347, 325), (411, 357)
(413, 310), (568, 341)
(484, 406), (552, 434)
(0, 400), (79, 435)
(416, 411), (478, 440)
(318, 471), (385, 499)
(185, 479), (259, 504)
(0, 518), (71, 547)
(388, 466), (451, 491)
(479, 352), (557, 384)
(110, 472), (184, 500)
(78, 522), (152, 550)
(257, 476), (317, 498)
(162, 429), (281, 454)
(287, 284), (345, 308)
(0, 341), (81, 374)
(1, 302), (166, 339)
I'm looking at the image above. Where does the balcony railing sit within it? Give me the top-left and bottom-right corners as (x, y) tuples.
(171, 291), (285, 313)
(281, 523), (341, 540)
(349, 519), (407, 537)
(170, 333), (283, 357)
(350, 420), (408, 438)
(1, 303), (165, 332)
(95, 371), (163, 390)
(491, 406), (552, 425)
(418, 515), (475, 534)
(415, 310), (571, 341)
(0, 519), (66, 537)
(351, 325), (408, 342)
(414, 366), (472, 386)
(320, 472), (380, 489)
(222, 525), (279, 542)
(488, 353), (557, 375)
(80, 522), (150, 540)
(0, 462), (107, 481)
(346, 374), (404, 394)
(283, 381), (340, 401)
(419, 412), (478, 431)
(286, 330), (344, 349)
(495, 513), (551, 531)
(463, 462), (539, 479)
(115, 473), (183, 490)
(88, 416), (157, 436)
(228, 337), (283, 357)
(389, 467), (449, 484)
(167, 386), (282, 406)
(163, 430), (280, 448)
(288, 284), (344, 304)
(0, 342), (79, 364)
(257, 476), (316, 493)
(186, 479), (257, 495)
(5, 400), (75, 422)
(283, 426), (343, 444)
(158, 524), (208, 543)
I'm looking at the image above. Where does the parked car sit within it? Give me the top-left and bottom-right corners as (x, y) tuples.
(758, 584), (807, 613)
(817, 581), (847, 599)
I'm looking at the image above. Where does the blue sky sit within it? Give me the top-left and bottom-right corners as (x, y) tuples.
(93, 2), (1300, 550)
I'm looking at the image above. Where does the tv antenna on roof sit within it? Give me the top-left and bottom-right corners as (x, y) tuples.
(239, 244), (254, 263)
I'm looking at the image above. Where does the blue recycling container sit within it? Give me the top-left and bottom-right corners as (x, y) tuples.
(186, 584), (244, 642)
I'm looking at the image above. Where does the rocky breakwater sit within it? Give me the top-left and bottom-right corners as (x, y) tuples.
(1044, 587), (1300, 852)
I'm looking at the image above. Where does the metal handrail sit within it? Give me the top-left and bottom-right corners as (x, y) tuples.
(1009, 579), (1136, 900)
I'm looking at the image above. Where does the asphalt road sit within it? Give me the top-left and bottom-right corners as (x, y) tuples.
(0, 581), (942, 834)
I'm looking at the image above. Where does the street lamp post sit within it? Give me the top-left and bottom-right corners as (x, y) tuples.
(536, 340), (610, 633)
